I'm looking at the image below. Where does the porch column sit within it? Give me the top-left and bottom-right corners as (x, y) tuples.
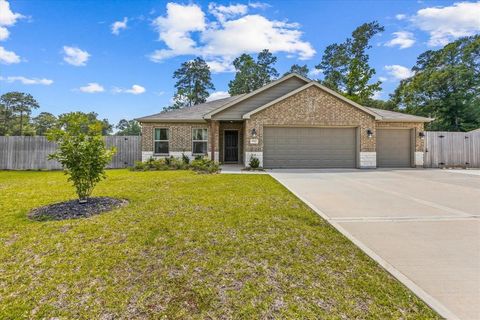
(209, 120), (219, 162)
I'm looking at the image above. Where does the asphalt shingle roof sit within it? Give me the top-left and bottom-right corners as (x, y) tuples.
(366, 107), (432, 122)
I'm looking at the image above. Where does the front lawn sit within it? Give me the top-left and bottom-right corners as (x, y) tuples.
(0, 170), (438, 319)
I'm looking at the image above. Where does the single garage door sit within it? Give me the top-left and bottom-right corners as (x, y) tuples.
(263, 127), (357, 168)
(377, 129), (412, 167)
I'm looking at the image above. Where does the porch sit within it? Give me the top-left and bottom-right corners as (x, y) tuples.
(211, 121), (245, 165)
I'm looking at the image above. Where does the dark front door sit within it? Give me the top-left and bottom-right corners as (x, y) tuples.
(224, 130), (239, 162)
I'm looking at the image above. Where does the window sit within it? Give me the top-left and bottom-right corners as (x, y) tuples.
(154, 128), (169, 154)
(192, 128), (208, 154)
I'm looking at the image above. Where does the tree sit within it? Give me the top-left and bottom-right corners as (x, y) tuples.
(47, 113), (116, 203)
(172, 57), (214, 109)
(392, 35), (480, 131)
(0, 92), (39, 135)
(316, 21), (384, 104)
(57, 112), (112, 135)
(228, 49), (279, 95)
(115, 119), (141, 136)
(33, 112), (57, 135)
(284, 64), (310, 78)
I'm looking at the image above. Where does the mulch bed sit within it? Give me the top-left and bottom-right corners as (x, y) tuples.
(28, 197), (128, 221)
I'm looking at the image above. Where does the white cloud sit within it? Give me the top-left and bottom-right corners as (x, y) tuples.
(308, 68), (322, 77)
(112, 84), (146, 95)
(384, 65), (415, 80)
(0, 0), (24, 41)
(0, 76), (53, 85)
(372, 91), (382, 100)
(395, 14), (407, 20)
(207, 91), (230, 101)
(379, 76), (388, 82)
(79, 82), (104, 93)
(385, 31), (415, 49)
(248, 2), (271, 9)
(62, 46), (90, 66)
(208, 3), (248, 22)
(111, 17), (128, 35)
(412, 1), (480, 46)
(150, 3), (315, 72)
(0, 46), (20, 64)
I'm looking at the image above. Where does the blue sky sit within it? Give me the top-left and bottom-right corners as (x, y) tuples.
(1, 0), (479, 124)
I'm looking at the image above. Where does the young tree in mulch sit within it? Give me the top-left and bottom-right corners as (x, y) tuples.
(47, 112), (116, 203)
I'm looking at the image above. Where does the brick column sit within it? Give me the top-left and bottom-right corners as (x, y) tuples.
(209, 120), (219, 161)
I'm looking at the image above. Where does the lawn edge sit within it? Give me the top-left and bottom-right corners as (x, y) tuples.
(269, 174), (458, 320)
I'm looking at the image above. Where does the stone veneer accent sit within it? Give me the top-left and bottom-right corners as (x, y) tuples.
(415, 152), (424, 167)
(359, 152), (377, 168)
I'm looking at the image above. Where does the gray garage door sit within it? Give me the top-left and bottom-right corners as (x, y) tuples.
(263, 127), (357, 168)
(377, 129), (412, 167)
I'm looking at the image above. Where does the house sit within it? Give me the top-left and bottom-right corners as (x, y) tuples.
(137, 73), (433, 168)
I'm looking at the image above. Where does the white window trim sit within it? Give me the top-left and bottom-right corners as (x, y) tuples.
(192, 128), (208, 155)
(154, 128), (169, 155)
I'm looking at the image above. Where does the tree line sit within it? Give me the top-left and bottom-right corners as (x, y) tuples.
(1, 21), (478, 135)
(169, 22), (479, 132)
(0, 93), (141, 136)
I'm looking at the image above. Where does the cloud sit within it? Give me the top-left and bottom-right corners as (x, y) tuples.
(0, 46), (20, 64)
(208, 3), (248, 22)
(308, 68), (322, 77)
(79, 82), (104, 93)
(111, 17), (128, 35)
(385, 31), (415, 49)
(379, 76), (388, 82)
(395, 14), (407, 20)
(248, 2), (271, 9)
(62, 46), (90, 66)
(112, 84), (146, 95)
(0, 76), (53, 85)
(207, 91), (230, 101)
(384, 65), (415, 80)
(0, 0), (23, 42)
(150, 2), (315, 72)
(412, 1), (480, 46)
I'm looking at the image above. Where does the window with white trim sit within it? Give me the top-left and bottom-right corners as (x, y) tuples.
(192, 128), (208, 154)
(154, 128), (169, 154)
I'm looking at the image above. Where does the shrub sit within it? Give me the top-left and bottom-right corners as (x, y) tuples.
(249, 156), (260, 169)
(190, 158), (221, 174)
(47, 113), (116, 203)
(181, 153), (190, 164)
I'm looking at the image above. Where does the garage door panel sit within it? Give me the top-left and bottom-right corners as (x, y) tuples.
(263, 127), (356, 168)
(377, 129), (411, 167)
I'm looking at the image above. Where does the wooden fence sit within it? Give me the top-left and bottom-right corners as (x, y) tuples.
(424, 131), (480, 168)
(0, 136), (141, 170)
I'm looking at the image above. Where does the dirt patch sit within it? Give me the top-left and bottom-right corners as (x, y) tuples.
(28, 197), (128, 221)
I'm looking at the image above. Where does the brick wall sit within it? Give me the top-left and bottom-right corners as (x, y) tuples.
(245, 86), (377, 152)
(140, 122), (209, 153)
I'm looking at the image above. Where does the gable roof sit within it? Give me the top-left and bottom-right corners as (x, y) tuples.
(136, 73), (433, 123)
(135, 95), (244, 122)
(242, 81), (382, 120)
(203, 73), (310, 119)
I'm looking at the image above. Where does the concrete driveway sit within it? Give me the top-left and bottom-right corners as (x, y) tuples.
(269, 169), (480, 320)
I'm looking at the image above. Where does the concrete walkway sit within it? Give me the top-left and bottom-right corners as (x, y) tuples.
(269, 169), (480, 320)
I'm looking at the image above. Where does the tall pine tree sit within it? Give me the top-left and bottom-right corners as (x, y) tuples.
(316, 21), (384, 104)
(172, 57), (214, 109)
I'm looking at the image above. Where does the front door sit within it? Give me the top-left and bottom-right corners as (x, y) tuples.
(224, 130), (239, 162)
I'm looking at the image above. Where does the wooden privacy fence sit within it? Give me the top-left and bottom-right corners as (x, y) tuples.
(0, 136), (141, 170)
(424, 131), (480, 168)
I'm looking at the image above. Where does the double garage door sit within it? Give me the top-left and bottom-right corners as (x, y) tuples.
(263, 127), (412, 168)
(263, 127), (357, 168)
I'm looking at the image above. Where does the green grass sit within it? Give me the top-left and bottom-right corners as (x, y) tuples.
(0, 170), (439, 319)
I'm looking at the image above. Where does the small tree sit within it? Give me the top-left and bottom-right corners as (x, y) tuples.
(47, 113), (116, 203)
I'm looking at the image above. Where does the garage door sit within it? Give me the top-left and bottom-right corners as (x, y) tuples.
(263, 127), (357, 168)
(377, 129), (412, 167)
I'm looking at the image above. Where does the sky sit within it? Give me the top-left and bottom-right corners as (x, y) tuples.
(1, 0), (479, 124)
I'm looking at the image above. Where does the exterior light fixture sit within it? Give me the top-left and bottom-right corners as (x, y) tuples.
(367, 129), (373, 139)
(251, 128), (257, 138)
(419, 132), (425, 139)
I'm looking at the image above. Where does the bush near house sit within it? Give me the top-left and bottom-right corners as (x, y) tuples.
(131, 156), (220, 174)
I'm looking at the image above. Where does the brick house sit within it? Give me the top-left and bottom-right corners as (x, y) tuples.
(137, 73), (432, 168)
